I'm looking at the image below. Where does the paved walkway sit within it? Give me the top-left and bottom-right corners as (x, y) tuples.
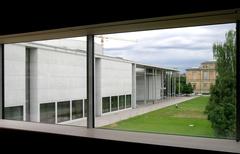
(63, 96), (198, 127)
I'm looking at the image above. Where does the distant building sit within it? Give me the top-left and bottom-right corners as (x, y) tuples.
(186, 61), (217, 94)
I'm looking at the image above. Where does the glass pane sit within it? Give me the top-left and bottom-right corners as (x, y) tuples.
(126, 95), (131, 108)
(5, 106), (23, 121)
(84, 99), (88, 117)
(57, 101), (70, 123)
(40, 103), (55, 124)
(72, 100), (83, 119)
(102, 97), (110, 113)
(111, 96), (118, 111)
(119, 95), (125, 110)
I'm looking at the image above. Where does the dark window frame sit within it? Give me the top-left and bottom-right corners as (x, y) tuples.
(0, 11), (239, 149)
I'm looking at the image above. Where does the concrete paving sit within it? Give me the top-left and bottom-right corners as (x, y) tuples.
(62, 96), (198, 127)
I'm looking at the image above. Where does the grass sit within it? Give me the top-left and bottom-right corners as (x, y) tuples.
(102, 96), (216, 138)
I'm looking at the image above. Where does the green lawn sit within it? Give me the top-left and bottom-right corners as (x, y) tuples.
(103, 96), (216, 138)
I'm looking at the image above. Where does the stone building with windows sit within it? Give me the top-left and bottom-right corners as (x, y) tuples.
(186, 61), (217, 94)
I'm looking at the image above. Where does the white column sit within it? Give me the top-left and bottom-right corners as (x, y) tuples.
(170, 72), (172, 97)
(162, 70), (164, 100)
(144, 68), (147, 104)
(167, 72), (168, 98)
(168, 72), (170, 98)
(154, 69), (157, 103)
(70, 100), (72, 120)
(96, 58), (102, 116)
(174, 72), (176, 97)
(132, 63), (136, 109)
(55, 102), (57, 124)
(178, 72), (180, 96)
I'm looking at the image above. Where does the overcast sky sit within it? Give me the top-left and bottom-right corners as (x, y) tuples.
(95, 23), (235, 73)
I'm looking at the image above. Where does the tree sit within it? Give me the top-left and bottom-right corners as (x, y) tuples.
(205, 30), (236, 138)
(182, 82), (193, 94)
(175, 75), (194, 95)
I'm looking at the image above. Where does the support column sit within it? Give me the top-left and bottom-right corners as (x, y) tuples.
(25, 48), (31, 121)
(87, 35), (95, 128)
(144, 68), (147, 104)
(166, 72), (168, 98)
(172, 72), (174, 97)
(96, 58), (102, 116)
(168, 72), (170, 98)
(169, 72), (172, 98)
(236, 20), (240, 142)
(132, 63), (136, 109)
(0, 44), (4, 119)
(200, 70), (202, 94)
(154, 69), (157, 103)
(178, 72), (181, 96)
(173, 72), (176, 97)
(161, 70), (164, 100)
(169, 72), (171, 98)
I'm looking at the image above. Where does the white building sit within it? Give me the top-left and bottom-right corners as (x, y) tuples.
(3, 40), (179, 124)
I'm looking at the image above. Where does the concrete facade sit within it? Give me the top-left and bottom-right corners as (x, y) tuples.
(4, 41), (178, 124)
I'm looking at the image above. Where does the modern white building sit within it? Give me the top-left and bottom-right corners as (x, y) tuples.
(3, 40), (179, 124)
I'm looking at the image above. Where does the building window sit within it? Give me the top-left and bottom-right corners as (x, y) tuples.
(192, 72), (197, 80)
(203, 72), (209, 80)
(102, 97), (110, 113)
(192, 84), (196, 90)
(203, 83), (208, 88)
(126, 95), (131, 108)
(40, 103), (55, 124)
(146, 68), (153, 74)
(72, 100), (83, 120)
(111, 96), (118, 111)
(119, 95), (125, 110)
(57, 101), (70, 123)
(84, 99), (88, 117)
(5, 106), (23, 121)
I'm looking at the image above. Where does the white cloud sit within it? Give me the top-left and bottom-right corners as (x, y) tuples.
(102, 23), (235, 72)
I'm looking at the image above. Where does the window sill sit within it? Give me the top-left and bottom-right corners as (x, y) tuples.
(0, 119), (239, 153)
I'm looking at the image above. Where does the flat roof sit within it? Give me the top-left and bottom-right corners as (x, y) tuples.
(136, 62), (179, 72)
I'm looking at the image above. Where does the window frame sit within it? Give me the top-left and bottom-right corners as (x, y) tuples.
(0, 9), (239, 152)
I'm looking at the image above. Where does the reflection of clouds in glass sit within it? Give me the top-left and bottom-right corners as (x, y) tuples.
(103, 23), (235, 73)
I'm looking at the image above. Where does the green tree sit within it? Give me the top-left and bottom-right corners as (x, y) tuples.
(182, 82), (193, 94)
(205, 30), (236, 138)
(176, 76), (193, 94)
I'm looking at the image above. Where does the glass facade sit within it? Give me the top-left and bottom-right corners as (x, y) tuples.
(111, 96), (118, 111)
(84, 99), (88, 117)
(126, 95), (131, 108)
(72, 100), (83, 120)
(102, 97), (110, 113)
(40, 103), (55, 124)
(119, 95), (125, 110)
(5, 106), (23, 121)
(57, 101), (70, 123)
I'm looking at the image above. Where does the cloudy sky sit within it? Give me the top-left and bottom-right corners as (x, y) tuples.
(94, 23), (235, 73)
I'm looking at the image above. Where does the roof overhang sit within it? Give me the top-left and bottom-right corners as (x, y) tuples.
(0, 9), (239, 44)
